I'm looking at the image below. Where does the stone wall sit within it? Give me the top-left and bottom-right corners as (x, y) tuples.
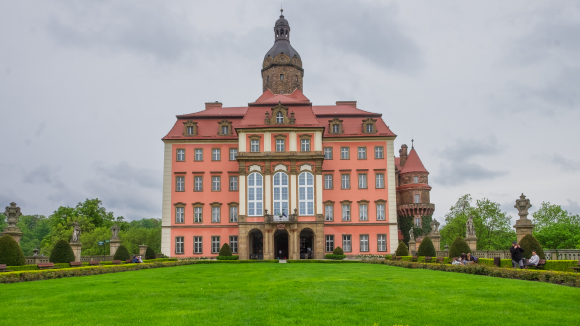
(262, 53), (303, 94)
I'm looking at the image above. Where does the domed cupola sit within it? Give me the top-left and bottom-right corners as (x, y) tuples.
(262, 9), (304, 94)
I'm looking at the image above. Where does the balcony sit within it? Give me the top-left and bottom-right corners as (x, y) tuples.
(264, 214), (297, 224)
(397, 203), (435, 217)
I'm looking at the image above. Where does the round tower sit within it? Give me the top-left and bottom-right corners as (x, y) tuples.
(262, 10), (304, 94)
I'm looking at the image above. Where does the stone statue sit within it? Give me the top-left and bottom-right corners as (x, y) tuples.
(430, 218), (440, 233)
(71, 221), (81, 243)
(409, 228), (415, 241)
(514, 193), (532, 220)
(111, 224), (120, 240)
(466, 215), (476, 237)
(4, 202), (22, 228)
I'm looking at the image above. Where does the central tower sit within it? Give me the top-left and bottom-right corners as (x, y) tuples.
(262, 10), (304, 94)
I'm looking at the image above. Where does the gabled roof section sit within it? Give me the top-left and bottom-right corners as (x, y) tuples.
(251, 89), (310, 106)
(176, 106), (247, 118)
(400, 148), (429, 174)
(237, 105), (323, 128)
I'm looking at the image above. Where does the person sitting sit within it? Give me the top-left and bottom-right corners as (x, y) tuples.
(460, 253), (469, 265)
(525, 251), (540, 269)
(452, 257), (462, 265)
(138, 256), (144, 263)
(132, 255), (139, 263)
(466, 253), (478, 264)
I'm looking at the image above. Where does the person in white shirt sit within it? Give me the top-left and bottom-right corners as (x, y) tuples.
(525, 251), (540, 269)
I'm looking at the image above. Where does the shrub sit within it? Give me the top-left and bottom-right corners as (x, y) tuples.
(333, 247), (344, 255)
(49, 239), (76, 264)
(145, 247), (156, 260)
(449, 236), (471, 259)
(395, 241), (409, 256)
(219, 243), (232, 257)
(113, 245), (131, 261)
(325, 254), (346, 260)
(0, 235), (25, 266)
(544, 260), (578, 272)
(216, 255), (239, 260)
(417, 236), (436, 257)
(385, 254), (393, 260)
(519, 234), (546, 259)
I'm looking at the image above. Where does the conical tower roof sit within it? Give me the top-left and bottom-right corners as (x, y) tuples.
(400, 148), (428, 174)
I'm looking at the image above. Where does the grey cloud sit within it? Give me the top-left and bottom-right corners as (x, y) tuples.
(437, 136), (503, 162)
(562, 199), (580, 216)
(35, 123), (45, 137)
(23, 165), (65, 189)
(551, 154), (580, 171)
(92, 161), (160, 189)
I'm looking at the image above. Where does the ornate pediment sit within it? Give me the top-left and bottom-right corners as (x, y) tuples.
(264, 101), (295, 125)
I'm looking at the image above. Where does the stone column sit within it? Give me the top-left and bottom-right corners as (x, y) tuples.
(139, 245), (147, 256)
(513, 193), (534, 243)
(430, 234), (441, 252)
(110, 240), (121, 257)
(1, 202), (23, 244)
(70, 243), (82, 262)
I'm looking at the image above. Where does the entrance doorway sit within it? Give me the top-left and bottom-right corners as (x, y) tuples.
(274, 229), (289, 259)
(249, 229), (263, 260)
(300, 228), (314, 259)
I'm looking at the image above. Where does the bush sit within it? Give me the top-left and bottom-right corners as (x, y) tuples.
(113, 245), (131, 261)
(544, 260), (578, 272)
(449, 236), (471, 259)
(145, 247), (156, 260)
(333, 247), (344, 255)
(519, 234), (546, 259)
(417, 236), (436, 257)
(395, 241), (409, 256)
(0, 235), (25, 266)
(49, 239), (76, 264)
(385, 254), (393, 260)
(216, 255), (239, 260)
(325, 254), (346, 260)
(219, 243), (232, 257)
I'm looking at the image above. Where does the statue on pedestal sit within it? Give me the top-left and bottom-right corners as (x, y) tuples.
(409, 228), (415, 241)
(111, 224), (120, 240)
(4, 202), (22, 228)
(514, 193), (532, 220)
(430, 218), (440, 234)
(466, 215), (476, 237)
(71, 221), (81, 243)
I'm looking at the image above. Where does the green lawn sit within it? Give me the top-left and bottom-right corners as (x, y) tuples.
(2, 263), (579, 325)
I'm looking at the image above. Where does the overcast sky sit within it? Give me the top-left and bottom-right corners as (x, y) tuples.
(1, 1), (579, 223)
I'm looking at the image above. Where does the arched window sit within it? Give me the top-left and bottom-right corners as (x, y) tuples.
(276, 112), (284, 123)
(273, 172), (289, 216)
(248, 173), (263, 216)
(298, 172), (314, 215)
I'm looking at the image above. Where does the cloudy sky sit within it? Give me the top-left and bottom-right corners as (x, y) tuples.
(1, 1), (579, 222)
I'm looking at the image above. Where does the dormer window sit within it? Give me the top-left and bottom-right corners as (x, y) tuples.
(187, 126), (194, 135)
(222, 126), (228, 135)
(332, 125), (339, 133)
(362, 118), (378, 134)
(217, 120), (233, 136)
(328, 117), (343, 135)
(264, 102), (295, 125)
(366, 124), (373, 133)
(276, 112), (284, 123)
(182, 120), (198, 137)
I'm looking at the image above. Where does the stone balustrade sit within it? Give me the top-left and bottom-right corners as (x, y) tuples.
(431, 249), (580, 260)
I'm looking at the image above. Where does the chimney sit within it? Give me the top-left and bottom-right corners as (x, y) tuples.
(336, 101), (357, 108)
(205, 101), (222, 110)
(399, 144), (408, 166)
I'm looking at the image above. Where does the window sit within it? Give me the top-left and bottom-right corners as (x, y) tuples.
(280, 74), (284, 80)
(298, 172), (314, 215)
(276, 112), (284, 123)
(176, 149), (185, 161)
(229, 148), (238, 161)
(229, 176), (238, 191)
(194, 207), (203, 223)
(375, 146), (384, 159)
(324, 147), (332, 160)
(212, 206), (220, 223)
(415, 217), (421, 227)
(250, 140), (260, 152)
(194, 149), (203, 161)
(175, 237), (184, 254)
(413, 176), (419, 183)
(222, 126), (229, 135)
(183, 121), (197, 137)
(247, 172), (263, 216)
(366, 124), (373, 133)
(229, 236), (238, 253)
(376, 204), (385, 221)
(324, 175), (333, 189)
(340, 147), (349, 159)
(267, 75), (269, 83)
(376, 174), (384, 189)
(342, 203), (351, 221)
(358, 174), (367, 189)
(360, 235), (369, 252)
(358, 147), (366, 159)
(212, 149), (220, 161)
(414, 194), (420, 203)
(359, 204), (368, 221)
(194, 176), (203, 192)
(276, 139), (285, 152)
(186, 126), (194, 135)
(229, 206), (238, 222)
(377, 234), (386, 252)
(325, 235), (334, 252)
(175, 207), (184, 223)
(325, 205), (333, 221)
(194, 236), (202, 254)
(211, 236), (220, 254)
(273, 172), (289, 216)
(301, 139), (310, 152)
(212, 176), (220, 191)
(332, 124), (339, 133)
(341, 174), (350, 189)
(342, 235), (352, 252)
(176, 176), (184, 192)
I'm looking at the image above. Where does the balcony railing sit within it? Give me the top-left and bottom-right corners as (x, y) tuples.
(264, 214), (297, 224)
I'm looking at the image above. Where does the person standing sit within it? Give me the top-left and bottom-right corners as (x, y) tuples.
(510, 242), (524, 269)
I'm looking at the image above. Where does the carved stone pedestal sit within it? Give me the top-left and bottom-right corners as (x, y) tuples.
(70, 243), (82, 262)
(514, 219), (534, 243)
(465, 236), (478, 251)
(110, 240), (121, 257)
(408, 239), (416, 255)
(1, 227), (23, 244)
(139, 245), (147, 256)
(430, 234), (441, 252)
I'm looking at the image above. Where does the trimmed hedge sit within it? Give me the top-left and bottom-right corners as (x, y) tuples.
(519, 234), (546, 259)
(417, 236), (436, 257)
(449, 236), (471, 259)
(286, 260), (360, 264)
(145, 247), (156, 260)
(325, 254), (346, 260)
(0, 235), (26, 266)
(219, 243), (232, 257)
(333, 247), (344, 255)
(49, 239), (76, 264)
(385, 254), (393, 260)
(217, 255), (239, 260)
(544, 260), (579, 272)
(395, 241), (409, 256)
(113, 245), (130, 261)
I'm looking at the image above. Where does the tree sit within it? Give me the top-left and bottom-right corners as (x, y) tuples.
(395, 241), (409, 256)
(440, 195), (473, 247)
(114, 245), (130, 261)
(417, 236), (436, 257)
(0, 234), (26, 266)
(49, 239), (76, 263)
(145, 247), (156, 260)
(518, 234), (546, 259)
(333, 247), (344, 255)
(449, 236), (471, 258)
(532, 202), (580, 249)
(17, 215), (51, 256)
(0, 213), (7, 233)
(219, 243), (232, 256)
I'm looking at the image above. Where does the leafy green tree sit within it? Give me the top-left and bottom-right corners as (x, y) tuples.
(0, 213), (7, 233)
(80, 226), (112, 256)
(145, 247), (156, 259)
(518, 234), (546, 259)
(395, 241), (409, 256)
(449, 236), (471, 258)
(118, 226), (161, 255)
(49, 239), (76, 263)
(417, 236), (436, 257)
(17, 215), (51, 256)
(0, 234), (26, 266)
(219, 243), (232, 256)
(114, 245), (131, 261)
(532, 202), (580, 249)
(440, 195), (473, 247)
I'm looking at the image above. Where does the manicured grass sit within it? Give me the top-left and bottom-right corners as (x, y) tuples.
(2, 263), (579, 325)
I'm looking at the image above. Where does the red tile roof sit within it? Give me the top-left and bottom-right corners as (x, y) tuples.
(399, 148), (429, 174)
(250, 89), (311, 106)
(237, 105), (323, 128)
(163, 118), (243, 140)
(312, 105), (381, 117)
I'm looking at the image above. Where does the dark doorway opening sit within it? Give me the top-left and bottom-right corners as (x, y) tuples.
(300, 229), (314, 259)
(249, 229), (263, 260)
(274, 229), (289, 259)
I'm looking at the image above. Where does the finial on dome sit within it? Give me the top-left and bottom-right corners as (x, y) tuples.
(412, 138), (414, 149)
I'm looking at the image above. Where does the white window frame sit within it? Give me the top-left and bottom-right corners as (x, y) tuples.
(366, 124), (373, 133)
(324, 175), (333, 189)
(301, 139), (310, 152)
(177, 149), (185, 161)
(332, 124), (339, 133)
(414, 194), (420, 203)
(222, 126), (229, 135)
(230, 236), (238, 253)
(250, 140), (260, 152)
(273, 172), (289, 216)
(175, 237), (184, 254)
(415, 217), (421, 227)
(186, 126), (194, 135)
(212, 149), (220, 161)
(375, 146), (384, 159)
(358, 147), (366, 159)
(325, 205), (333, 221)
(413, 176), (419, 183)
(229, 206), (238, 222)
(341, 147), (349, 159)
(276, 112), (284, 123)
(175, 207), (184, 223)
(341, 174), (350, 189)
(176, 176), (184, 192)
(194, 236), (202, 254)
(211, 236), (220, 254)
(358, 174), (367, 189)
(342, 235), (352, 252)
(359, 204), (368, 221)
(324, 147), (332, 159)
(298, 172), (314, 215)
(194, 176), (203, 191)
(247, 172), (263, 216)
(230, 176), (238, 191)
(376, 204), (385, 221)
(275, 139), (285, 152)
(376, 174), (384, 189)
(229, 148), (238, 161)
(360, 234), (369, 252)
(194, 207), (203, 223)
(325, 235), (334, 252)
(195, 149), (203, 161)
(212, 176), (220, 191)
(342, 204), (351, 221)
(378, 234), (386, 252)
(212, 206), (220, 223)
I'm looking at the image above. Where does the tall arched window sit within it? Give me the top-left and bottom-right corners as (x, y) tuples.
(273, 172), (289, 216)
(276, 112), (284, 123)
(299, 172), (314, 215)
(248, 173), (263, 216)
